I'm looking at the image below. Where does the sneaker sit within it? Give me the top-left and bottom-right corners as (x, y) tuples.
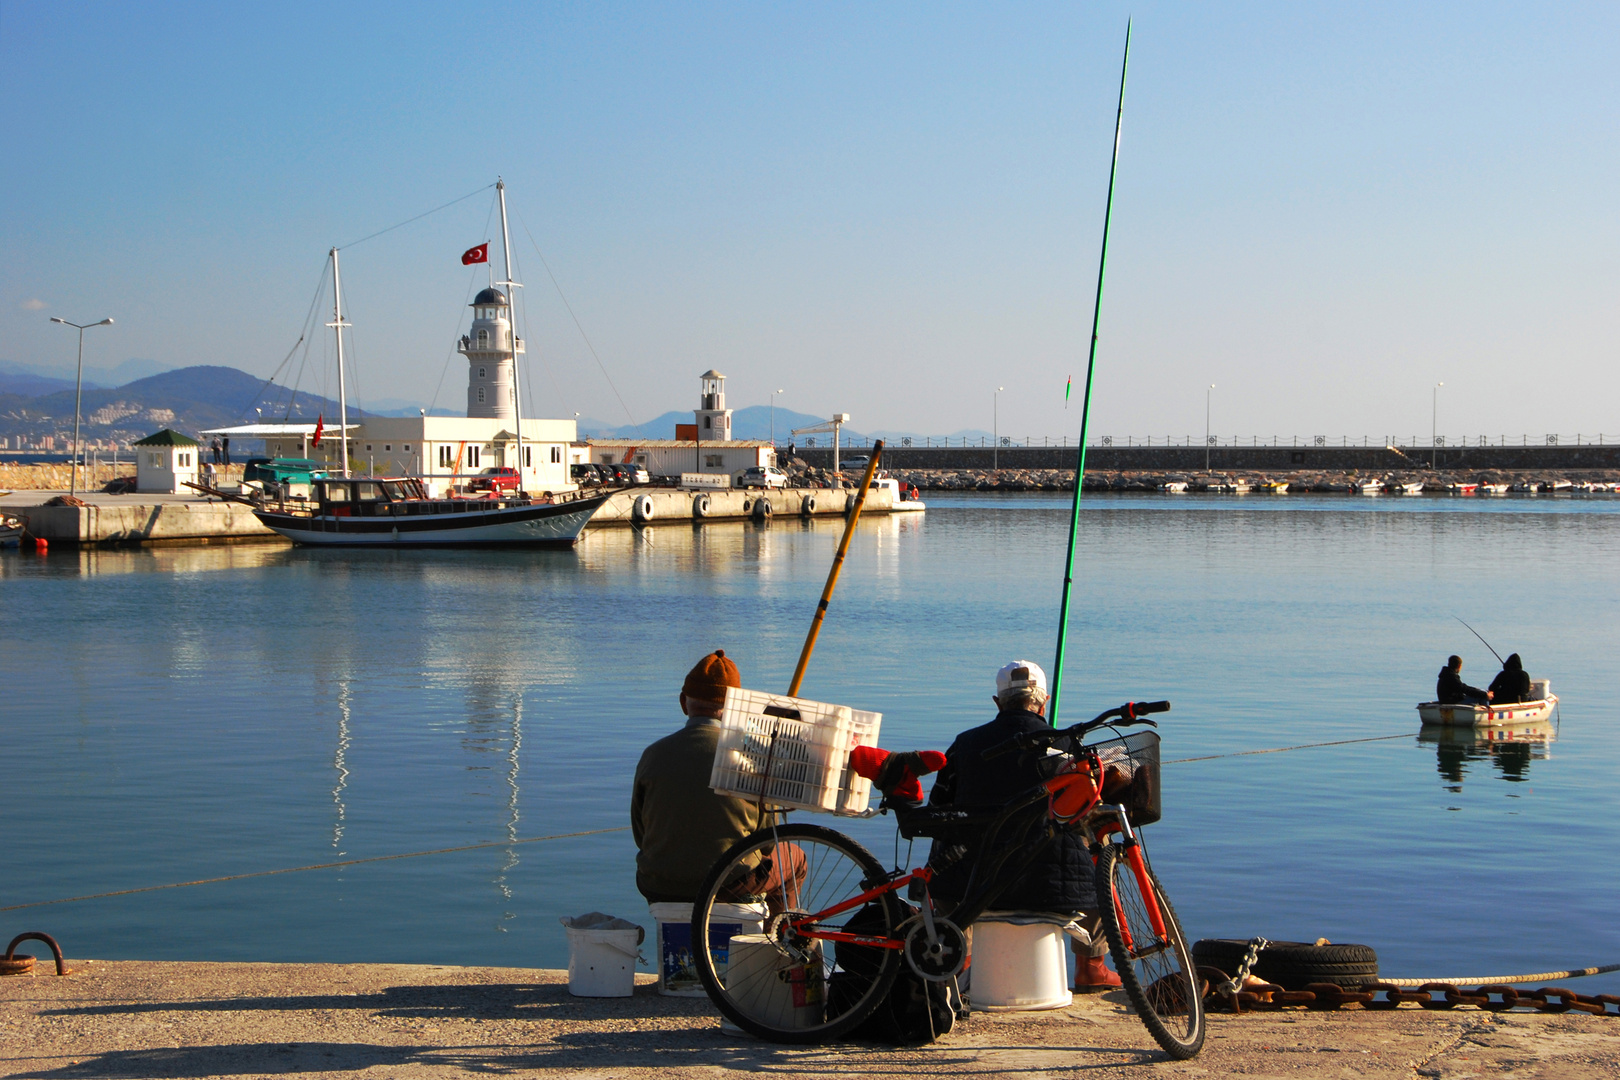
(1074, 956), (1123, 993)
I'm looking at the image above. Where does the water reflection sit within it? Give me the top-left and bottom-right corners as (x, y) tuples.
(1421, 721), (1556, 790)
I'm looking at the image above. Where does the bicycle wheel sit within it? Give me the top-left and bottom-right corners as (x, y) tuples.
(692, 823), (905, 1043)
(1095, 843), (1205, 1059)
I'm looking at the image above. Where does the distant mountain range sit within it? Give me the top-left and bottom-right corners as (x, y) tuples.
(580, 405), (994, 446)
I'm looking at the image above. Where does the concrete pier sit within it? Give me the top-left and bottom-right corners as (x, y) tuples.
(0, 492), (279, 546)
(587, 485), (896, 527)
(2, 959), (1616, 1078)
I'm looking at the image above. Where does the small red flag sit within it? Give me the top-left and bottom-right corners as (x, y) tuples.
(461, 243), (489, 265)
(312, 414), (324, 447)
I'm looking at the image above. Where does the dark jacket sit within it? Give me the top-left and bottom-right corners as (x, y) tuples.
(925, 708), (1096, 913)
(1487, 654), (1531, 705)
(1437, 667), (1487, 705)
(631, 718), (762, 903)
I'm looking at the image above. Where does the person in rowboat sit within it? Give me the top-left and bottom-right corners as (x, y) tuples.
(924, 660), (1122, 994)
(629, 649), (805, 909)
(1488, 653), (1532, 705)
(1437, 655), (1491, 706)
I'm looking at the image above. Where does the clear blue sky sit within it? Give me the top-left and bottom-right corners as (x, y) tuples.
(3, 2), (1616, 441)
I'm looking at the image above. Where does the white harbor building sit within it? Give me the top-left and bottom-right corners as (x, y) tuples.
(584, 370), (776, 479)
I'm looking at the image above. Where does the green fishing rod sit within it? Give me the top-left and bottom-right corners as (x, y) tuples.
(1049, 21), (1130, 728)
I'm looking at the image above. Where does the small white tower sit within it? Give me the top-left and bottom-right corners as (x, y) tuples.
(458, 287), (524, 420)
(695, 369), (732, 442)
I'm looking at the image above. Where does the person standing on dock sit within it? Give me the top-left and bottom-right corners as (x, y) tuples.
(1488, 653), (1531, 705)
(630, 650), (804, 908)
(1437, 656), (1491, 706)
(925, 660), (1122, 994)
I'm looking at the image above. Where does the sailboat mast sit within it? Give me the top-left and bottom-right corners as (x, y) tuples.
(496, 178), (525, 492)
(328, 247), (353, 480)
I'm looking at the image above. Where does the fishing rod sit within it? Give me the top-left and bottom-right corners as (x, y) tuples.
(1049, 21), (1130, 728)
(1454, 616), (1505, 666)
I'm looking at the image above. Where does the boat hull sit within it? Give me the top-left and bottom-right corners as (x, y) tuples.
(253, 494), (608, 547)
(1416, 695), (1557, 727)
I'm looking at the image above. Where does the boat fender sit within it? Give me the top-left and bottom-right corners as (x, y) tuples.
(631, 494), (655, 523)
(751, 498), (772, 522)
(845, 492), (858, 514)
(801, 494), (816, 516)
(692, 493), (712, 519)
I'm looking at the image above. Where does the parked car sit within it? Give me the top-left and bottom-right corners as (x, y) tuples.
(469, 466), (521, 493)
(612, 462), (650, 485)
(734, 466), (789, 490)
(841, 456), (870, 471)
(571, 463), (605, 486)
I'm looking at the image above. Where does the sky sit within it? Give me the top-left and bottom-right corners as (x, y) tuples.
(2, 2), (1617, 442)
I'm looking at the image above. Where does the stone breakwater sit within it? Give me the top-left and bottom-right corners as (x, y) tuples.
(0, 463), (244, 491)
(785, 461), (1620, 492)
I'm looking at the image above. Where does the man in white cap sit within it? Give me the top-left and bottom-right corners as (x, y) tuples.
(924, 659), (1121, 993)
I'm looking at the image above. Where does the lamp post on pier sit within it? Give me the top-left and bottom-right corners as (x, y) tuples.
(49, 315), (114, 497)
(1205, 383), (1215, 473)
(1432, 381), (1443, 469)
(993, 386), (1004, 470)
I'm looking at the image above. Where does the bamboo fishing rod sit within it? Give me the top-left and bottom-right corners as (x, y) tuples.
(1049, 22), (1130, 728)
(787, 442), (885, 696)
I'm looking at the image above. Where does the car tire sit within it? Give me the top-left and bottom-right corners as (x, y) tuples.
(1191, 939), (1379, 991)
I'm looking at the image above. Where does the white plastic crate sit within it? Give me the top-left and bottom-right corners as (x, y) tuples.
(709, 687), (882, 815)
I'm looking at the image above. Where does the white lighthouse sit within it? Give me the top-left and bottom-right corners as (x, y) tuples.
(459, 286), (524, 420)
(695, 369), (733, 441)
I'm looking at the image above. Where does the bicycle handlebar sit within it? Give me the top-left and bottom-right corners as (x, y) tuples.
(982, 699), (1171, 761)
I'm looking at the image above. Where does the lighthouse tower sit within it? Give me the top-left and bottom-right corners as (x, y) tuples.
(695, 369), (732, 441)
(458, 287), (524, 420)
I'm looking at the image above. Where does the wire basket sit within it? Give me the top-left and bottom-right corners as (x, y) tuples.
(708, 687), (882, 815)
(1087, 728), (1161, 826)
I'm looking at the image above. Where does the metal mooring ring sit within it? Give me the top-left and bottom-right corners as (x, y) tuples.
(3, 932), (70, 976)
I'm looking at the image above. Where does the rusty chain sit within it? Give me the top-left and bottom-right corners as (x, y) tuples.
(1198, 967), (1620, 1017)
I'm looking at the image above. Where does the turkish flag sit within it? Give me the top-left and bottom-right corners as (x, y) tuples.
(312, 414), (324, 447)
(461, 243), (489, 265)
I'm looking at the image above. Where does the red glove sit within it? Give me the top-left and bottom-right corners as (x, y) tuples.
(848, 747), (947, 803)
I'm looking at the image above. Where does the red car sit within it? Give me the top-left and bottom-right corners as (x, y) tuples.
(469, 466), (521, 493)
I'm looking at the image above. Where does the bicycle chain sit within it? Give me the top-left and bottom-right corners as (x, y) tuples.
(1198, 967), (1620, 1017)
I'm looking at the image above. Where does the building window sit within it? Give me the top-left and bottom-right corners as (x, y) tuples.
(704, 416), (712, 429)
(149, 452), (161, 467)
(477, 330), (489, 347)
(438, 445), (453, 468)
(478, 388), (486, 403)
(705, 454), (724, 467)
(468, 445), (481, 468)
(601, 454), (615, 465)
(479, 367), (486, 378)
(403, 443), (411, 452)
(550, 445), (561, 464)
(384, 444), (392, 452)
(365, 444), (373, 452)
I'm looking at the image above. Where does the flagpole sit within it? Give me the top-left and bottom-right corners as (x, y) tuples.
(496, 178), (525, 493)
(1049, 21), (1130, 728)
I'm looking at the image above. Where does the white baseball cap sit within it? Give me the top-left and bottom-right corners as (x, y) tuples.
(995, 660), (1048, 697)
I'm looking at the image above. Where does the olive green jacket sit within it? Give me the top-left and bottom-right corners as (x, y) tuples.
(630, 718), (761, 903)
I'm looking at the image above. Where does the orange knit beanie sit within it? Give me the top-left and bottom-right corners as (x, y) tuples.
(683, 649), (741, 700)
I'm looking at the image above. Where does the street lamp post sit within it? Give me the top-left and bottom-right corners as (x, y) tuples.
(49, 315), (114, 497)
(1205, 383), (1215, 473)
(1432, 381), (1443, 469)
(993, 386), (1004, 469)
(771, 388), (784, 445)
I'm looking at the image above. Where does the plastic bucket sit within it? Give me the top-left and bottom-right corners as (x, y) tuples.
(727, 934), (824, 1027)
(649, 901), (768, 997)
(969, 914), (1074, 1011)
(563, 924), (642, 998)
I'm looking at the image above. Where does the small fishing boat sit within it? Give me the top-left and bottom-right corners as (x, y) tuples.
(1356, 479), (1383, 495)
(0, 513), (23, 547)
(1398, 481), (1424, 495)
(873, 474), (926, 512)
(1481, 482), (1509, 495)
(1263, 481), (1289, 494)
(1159, 481), (1189, 493)
(1446, 482), (1478, 495)
(250, 476), (610, 547)
(1417, 680), (1558, 727)
(1510, 480), (1539, 493)
(1224, 479), (1252, 494)
(1548, 479), (1573, 491)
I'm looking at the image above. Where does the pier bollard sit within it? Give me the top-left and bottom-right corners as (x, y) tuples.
(2, 933), (71, 976)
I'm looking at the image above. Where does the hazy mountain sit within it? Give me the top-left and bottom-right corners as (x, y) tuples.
(0, 356), (173, 393)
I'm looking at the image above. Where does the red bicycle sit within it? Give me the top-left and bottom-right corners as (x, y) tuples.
(691, 699), (1204, 1058)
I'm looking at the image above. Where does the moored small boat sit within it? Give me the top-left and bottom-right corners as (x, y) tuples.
(1398, 481), (1424, 495)
(1446, 482), (1478, 495)
(1417, 680), (1558, 727)
(1263, 480), (1289, 494)
(1159, 481), (1189, 493)
(1481, 482), (1509, 495)
(1356, 479), (1383, 495)
(0, 513), (23, 547)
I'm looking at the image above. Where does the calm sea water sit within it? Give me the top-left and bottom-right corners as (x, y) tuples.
(4, 493), (1617, 989)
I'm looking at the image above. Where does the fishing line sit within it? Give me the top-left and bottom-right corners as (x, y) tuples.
(0, 826), (631, 913)
(1162, 731), (1419, 764)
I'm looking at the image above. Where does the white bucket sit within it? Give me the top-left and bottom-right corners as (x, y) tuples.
(727, 934), (824, 1028)
(649, 901), (768, 997)
(1529, 678), (1551, 701)
(562, 918), (644, 998)
(969, 914), (1074, 1011)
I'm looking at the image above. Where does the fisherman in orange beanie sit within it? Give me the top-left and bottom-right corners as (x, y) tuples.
(630, 650), (760, 903)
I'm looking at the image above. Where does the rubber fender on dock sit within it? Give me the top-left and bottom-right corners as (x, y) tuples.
(631, 494), (655, 523)
(800, 494), (816, 516)
(751, 497), (773, 522)
(844, 492), (858, 514)
(692, 493), (712, 519)
(1192, 939), (1379, 991)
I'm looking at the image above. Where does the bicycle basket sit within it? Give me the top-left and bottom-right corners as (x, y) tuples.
(1086, 728), (1160, 826)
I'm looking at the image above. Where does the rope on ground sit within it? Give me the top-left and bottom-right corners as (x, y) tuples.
(1163, 731), (1419, 764)
(1380, 963), (1620, 987)
(0, 826), (631, 913)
